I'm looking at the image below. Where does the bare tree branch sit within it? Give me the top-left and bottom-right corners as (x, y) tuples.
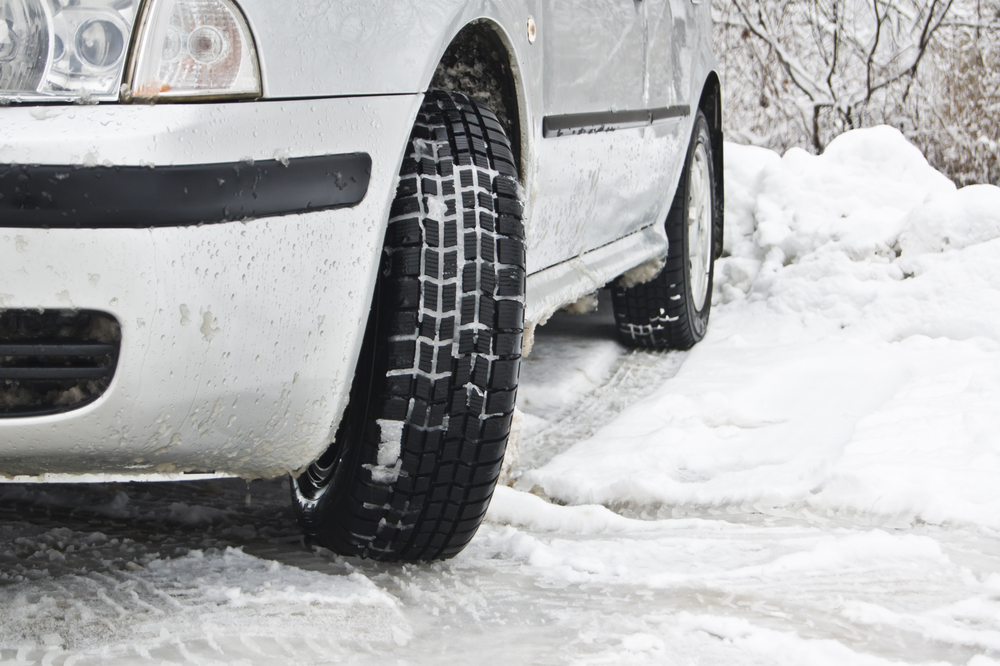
(867, 0), (885, 105)
(713, 0), (998, 185)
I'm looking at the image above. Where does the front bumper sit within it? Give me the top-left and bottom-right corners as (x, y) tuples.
(0, 94), (423, 479)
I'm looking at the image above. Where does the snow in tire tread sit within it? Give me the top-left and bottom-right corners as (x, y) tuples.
(313, 91), (524, 561)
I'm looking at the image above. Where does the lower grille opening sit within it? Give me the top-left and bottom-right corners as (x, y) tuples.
(0, 309), (121, 418)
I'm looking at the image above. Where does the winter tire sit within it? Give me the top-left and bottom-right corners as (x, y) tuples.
(292, 90), (525, 561)
(611, 110), (718, 350)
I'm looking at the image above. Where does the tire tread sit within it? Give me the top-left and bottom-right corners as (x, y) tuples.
(294, 91), (524, 561)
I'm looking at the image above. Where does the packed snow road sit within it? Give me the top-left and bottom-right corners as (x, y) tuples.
(3, 127), (1000, 665)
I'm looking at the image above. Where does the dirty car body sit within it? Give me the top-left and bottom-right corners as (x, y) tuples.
(1, 0), (721, 557)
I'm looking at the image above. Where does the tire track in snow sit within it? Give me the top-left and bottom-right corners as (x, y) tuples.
(516, 347), (687, 474)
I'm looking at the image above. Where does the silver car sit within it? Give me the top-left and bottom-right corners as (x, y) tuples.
(0, 0), (722, 561)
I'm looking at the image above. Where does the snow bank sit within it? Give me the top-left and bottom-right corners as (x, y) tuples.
(899, 184), (1000, 256)
(522, 126), (1000, 531)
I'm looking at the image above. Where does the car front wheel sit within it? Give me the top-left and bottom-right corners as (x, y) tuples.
(292, 90), (525, 561)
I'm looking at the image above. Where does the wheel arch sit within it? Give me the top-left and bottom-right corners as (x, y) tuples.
(697, 71), (725, 259)
(429, 19), (527, 183)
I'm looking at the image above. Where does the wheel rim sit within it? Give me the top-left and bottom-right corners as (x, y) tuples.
(297, 442), (343, 503)
(687, 142), (713, 312)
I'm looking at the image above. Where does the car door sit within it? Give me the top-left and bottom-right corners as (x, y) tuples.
(643, 0), (700, 212)
(540, 0), (645, 117)
(527, 0), (660, 275)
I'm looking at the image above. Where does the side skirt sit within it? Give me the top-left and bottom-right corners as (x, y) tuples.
(524, 224), (669, 333)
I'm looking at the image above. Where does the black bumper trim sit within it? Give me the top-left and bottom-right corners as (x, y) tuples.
(0, 153), (372, 228)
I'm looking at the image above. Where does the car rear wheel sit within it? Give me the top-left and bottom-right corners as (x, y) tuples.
(292, 90), (525, 561)
(611, 110), (718, 351)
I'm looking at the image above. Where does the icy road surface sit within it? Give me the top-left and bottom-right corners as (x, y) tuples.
(3, 126), (1000, 665)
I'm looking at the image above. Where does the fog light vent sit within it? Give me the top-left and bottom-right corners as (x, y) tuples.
(0, 309), (121, 417)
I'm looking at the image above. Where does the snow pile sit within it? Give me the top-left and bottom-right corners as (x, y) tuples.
(521, 126), (1000, 531)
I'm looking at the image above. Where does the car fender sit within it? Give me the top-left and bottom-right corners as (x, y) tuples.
(237, 1), (536, 102)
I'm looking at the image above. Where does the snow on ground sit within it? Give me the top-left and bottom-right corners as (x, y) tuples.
(522, 126), (1000, 531)
(2, 126), (1000, 664)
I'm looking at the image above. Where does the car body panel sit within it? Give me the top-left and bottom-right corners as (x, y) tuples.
(0, 96), (418, 167)
(524, 0), (708, 272)
(541, 0), (645, 115)
(524, 223), (668, 332)
(647, 0), (693, 110)
(0, 0), (718, 481)
(0, 94), (422, 478)
(240, 1), (536, 100)
(528, 126), (675, 274)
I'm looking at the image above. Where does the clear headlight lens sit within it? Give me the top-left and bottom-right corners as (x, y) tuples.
(0, 0), (139, 102)
(0, 0), (260, 103)
(129, 0), (260, 100)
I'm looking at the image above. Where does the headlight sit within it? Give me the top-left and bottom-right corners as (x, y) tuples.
(1, 0), (137, 102)
(128, 0), (260, 101)
(0, 0), (259, 103)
